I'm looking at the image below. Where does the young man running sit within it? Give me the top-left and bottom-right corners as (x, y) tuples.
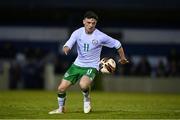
(49, 11), (129, 114)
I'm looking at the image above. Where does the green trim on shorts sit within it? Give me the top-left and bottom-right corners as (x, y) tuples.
(63, 64), (97, 85)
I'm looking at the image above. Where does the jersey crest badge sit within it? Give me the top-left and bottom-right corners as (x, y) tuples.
(92, 39), (98, 45)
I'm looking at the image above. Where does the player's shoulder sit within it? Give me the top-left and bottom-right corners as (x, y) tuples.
(74, 27), (84, 33)
(71, 27), (84, 35)
(94, 28), (108, 37)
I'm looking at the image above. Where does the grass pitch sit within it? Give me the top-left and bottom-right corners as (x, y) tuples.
(0, 90), (180, 119)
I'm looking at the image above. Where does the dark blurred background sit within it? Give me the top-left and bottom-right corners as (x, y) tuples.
(0, 0), (180, 92)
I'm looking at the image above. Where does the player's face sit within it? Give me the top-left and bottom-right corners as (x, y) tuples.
(83, 18), (97, 34)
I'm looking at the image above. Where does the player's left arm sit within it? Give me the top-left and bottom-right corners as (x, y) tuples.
(117, 47), (129, 64)
(101, 33), (129, 64)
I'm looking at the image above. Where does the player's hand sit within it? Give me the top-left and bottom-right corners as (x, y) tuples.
(63, 46), (70, 55)
(118, 58), (129, 64)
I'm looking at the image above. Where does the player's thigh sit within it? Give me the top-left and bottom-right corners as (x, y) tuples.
(63, 64), (80, 85)
(79, 75), (92, 88)
(79, 68), (97, 87)
(58, 79), (71, 92)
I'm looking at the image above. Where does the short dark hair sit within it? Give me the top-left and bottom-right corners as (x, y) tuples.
(83, 11), (98, 21)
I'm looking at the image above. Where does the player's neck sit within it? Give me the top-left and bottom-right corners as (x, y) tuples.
(85, 28), (95, 35)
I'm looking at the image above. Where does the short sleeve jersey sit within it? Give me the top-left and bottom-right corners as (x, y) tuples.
(63, 27), (121, 70)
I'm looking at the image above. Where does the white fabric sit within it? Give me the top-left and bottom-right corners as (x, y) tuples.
(63, 27), (121, 70)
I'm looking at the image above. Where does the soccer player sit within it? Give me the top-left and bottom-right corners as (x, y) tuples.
(49, 11), (129, 114)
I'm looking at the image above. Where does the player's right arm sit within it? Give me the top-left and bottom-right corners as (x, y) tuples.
(63, 46), (71, 55)
(63, 30), (78, 55)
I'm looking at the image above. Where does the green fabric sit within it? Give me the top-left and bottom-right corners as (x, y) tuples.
(63, 64), (97, 84)
(57, 92), (66, 98)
